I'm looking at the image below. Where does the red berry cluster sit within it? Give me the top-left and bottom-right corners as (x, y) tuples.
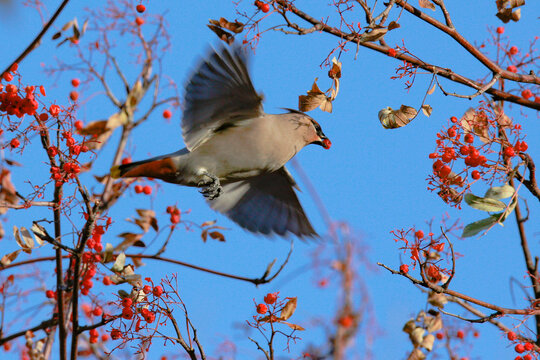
(166, 205), (181, 224)
(0, 64), (39, 119)
(507, 331), (535, 359)
(428, 107), (528, 206)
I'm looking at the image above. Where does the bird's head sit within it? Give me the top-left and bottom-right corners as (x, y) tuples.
(285, 109), (331, 150)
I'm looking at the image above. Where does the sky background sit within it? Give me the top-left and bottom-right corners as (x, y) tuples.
(0, 0), (539, 359)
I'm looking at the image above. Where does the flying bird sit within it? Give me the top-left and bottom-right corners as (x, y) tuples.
(110, 45), (331, 238)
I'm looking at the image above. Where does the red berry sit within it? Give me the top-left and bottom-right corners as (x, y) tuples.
(135, 17), (144, 26)
(122, 307), (133, 320)
(256, 303), (268, 314)
(521, 89), (533, 99)
(507, 66), (517, 74)
(110, 329), (122, 340)
(89, 329), (98, 337)
(496, 26), (504, 34)
(509, 46), (518, 55)
(166, 205), (174, 214)
(259, 2), (270, 12)
(122, 298), (133, 308)
(388, 48), (397, 57)
(3, 73), (13, 82)
(10, 138), (20, 148)
(71, 78), (80, 87)
(447, 127), (456, 137)
(39, 85), (46, 96)
(121, 157), (132, 165)
(103, 276), (112, 285)
(507, 331), (518, 341)
(74, 120), (84, 130)
(535, 97), (540, 104)
(415, 230), (424, 239)
(428, 152), (439, 159)
(338, 315), (353, 328)
(464, 133), (474, 143)
(524, 355), (532, 360)
(504, 147), (515, 158)
(399, 264), (409, 273)
(460, 145), (470, 155)
(143, 285), (152, 294)
(441, 153), (453, 163)
(10, 63), (18, 73)
(457, 330), (464, 339)
(471, 170), (481, 180)
(450, 116), (458, 123)
(162, 109), (172, 119)
(93, 307), (102, 316)
(524, 342), (533, 351)
(3, 342), (11, 351)
(70, 91), (79, 101)
(436, 333), (444, 340)
(515, 343), (525, 353)
(520, 141), (528, 151)
(45, 290), (55, 299)
(136, 4), (146, 13)
(439, 165), (452, 178)
(152, 286), (163, 297)
(142, 185), (152, 194)
(49, 105), (60, 117)
(134, 185), (143, 194)
(264, 293), (278, 304)
(170, 214), (180, 224)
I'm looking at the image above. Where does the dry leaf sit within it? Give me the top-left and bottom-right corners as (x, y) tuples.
(410, 327), (425, 346)
(378, 105), (418, 129)
(115, 232), (144, 252)
(427, 292), (448, 308)
(14, 226), (34, 253)
(207, 24), (234, 45)
(209, 231), (225, 242)
(282, 321), (305, 331)
(0, 169), (18, 215)
(403, 319), (416, 334)
(421, 104), (433, 117)
(388, 21), (401, 30)
(421, 334), (435, 351)
(359, 26), (388, 42)
(419, 0), (436, 10)
(1, 250), (21, 266)
(111, 252), (126, 272)
(328, 57), (342, 79)
(496, 0), (524, 23)
(201, 220), (217, 227)
(460, 108), (489, 143)
(280, 297), (297, 320)
(298, 80), (332, 113)
(209, 18), (244, 33)
(427, 83), (436, 95)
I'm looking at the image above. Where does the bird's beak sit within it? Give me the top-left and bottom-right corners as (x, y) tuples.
(312, 136), (332, 149)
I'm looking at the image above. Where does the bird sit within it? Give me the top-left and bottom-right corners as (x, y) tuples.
(110, 45), (331, 238)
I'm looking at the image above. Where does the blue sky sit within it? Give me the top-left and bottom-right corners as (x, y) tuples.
(0, 1), (539, 359)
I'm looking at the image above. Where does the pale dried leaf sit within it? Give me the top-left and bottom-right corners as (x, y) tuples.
(31, 223), (48, 246)
(460, 108), (489, 143)
(419, 0), (436, 10)
(421, 104), (433, 117)
(378, 105), (418, 129)
(359, 26), (388, 42)
(427, 292), (448, 308)
(217, 17), (244, 33)
(126, 81), (143, 114)
(61, 19), (75, 32)
(407, 348), (426, 360)
(425, 312), (443, 332)
(107, 112), (128, 130)
(1, 250), (21, 266)
(422, 334), (435, 351)
(402, 319), (416, 334)
(280, 297), (297, 320)
(115, 232), (144, 252)
(427, 83), (436, 95)
(14, 226), (33, 253)
(410, 327), (425, 346)
(207, 24), (234, 45)
(282, 321), (305, 331)
(111, 252), (126, 272)
(103, 243), (114, 263)
(201, 220), (217, 227)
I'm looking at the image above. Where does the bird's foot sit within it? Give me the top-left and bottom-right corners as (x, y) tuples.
(198, 173), (222, 200)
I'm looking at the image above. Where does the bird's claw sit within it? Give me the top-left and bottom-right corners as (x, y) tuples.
(198, 173), (222, 200)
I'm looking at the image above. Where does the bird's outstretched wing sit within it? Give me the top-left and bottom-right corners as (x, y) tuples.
(207, 167), (317, 238)
(182, 45), (264, 151)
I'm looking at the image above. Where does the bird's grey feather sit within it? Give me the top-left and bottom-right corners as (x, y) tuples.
(182, 45), (264, 150)
(207, 167), (316, 238)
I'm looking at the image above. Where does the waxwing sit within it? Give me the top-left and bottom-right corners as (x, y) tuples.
(111, 45), (331, 238)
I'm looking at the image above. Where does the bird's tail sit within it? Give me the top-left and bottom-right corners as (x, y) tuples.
(110, 154), (178, 180)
